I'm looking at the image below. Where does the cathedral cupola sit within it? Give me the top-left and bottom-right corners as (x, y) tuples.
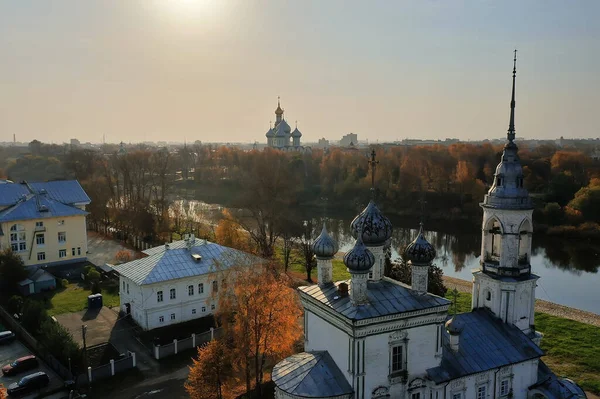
(275, 97), (284, 116)
(344, 233), (374, 305)
(313, 223), (338, 286)
(291, 122), (302, 147)
(404, 222), (435, 294)
(350, 150), (392, 281)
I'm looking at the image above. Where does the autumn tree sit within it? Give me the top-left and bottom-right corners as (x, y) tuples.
(186, 340), (230, 399)
(0, 249), (29, 295)
(217, 263), (302, 396)
(215, 211), (246, 251)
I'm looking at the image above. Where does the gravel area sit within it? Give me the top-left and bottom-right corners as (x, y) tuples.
(443, 276), (600, 327)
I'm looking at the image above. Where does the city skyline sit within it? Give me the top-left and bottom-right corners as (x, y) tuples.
(1, 1), (599, 144)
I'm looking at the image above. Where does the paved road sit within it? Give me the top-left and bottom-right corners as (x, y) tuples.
(0, 340), (63, 398)
(87, 232), (137, 267)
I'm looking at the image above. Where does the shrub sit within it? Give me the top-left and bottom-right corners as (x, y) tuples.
(115, 250), (132, 263)
(85, 269), (100, 284)
(0, 249), (29, 296)
(21, 300), (48, 336)
(6, 295), (23, 316)
(389, 260), (448, 297)
(38, 319), (81, 367)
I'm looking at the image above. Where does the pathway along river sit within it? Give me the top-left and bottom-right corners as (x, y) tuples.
(185, 200), (600, 315)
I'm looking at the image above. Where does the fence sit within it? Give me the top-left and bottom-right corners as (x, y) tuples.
(86, 351), (136, 383)
(153, 327), (221, 360)
(0, 306), (74, 381)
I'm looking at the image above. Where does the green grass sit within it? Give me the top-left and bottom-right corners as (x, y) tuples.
(33, 282), (120, 316)
(276, 245), (350, 283)
(444, 291), (600, 394)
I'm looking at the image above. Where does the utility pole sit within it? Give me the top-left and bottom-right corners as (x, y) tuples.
(82, 324), (89, 387)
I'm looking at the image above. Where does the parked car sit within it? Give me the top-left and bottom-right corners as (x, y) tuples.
(0, 331), (16, 345)
(2, 355), (38, 376)
(6, 371), (49, 396)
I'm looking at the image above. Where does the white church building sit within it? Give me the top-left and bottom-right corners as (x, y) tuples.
(272, 55), (586, 399)
(115, 236), (263, 331)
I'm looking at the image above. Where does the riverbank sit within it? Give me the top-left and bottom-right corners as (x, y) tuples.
(443, 276), (600, 326)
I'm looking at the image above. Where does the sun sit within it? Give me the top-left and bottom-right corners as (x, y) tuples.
(163, 0), (215, 15)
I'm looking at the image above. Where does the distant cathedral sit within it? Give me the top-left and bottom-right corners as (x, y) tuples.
(265, 98), (309, 152)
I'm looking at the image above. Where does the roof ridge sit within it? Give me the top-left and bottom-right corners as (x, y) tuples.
(287, 352), (324, 392)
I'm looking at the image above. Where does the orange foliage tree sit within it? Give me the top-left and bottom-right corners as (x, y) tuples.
(217, 264), (302, 396)
(115, 250), (132, 263)
(215, 210), (246, 251)
(186, 340), (230, 399)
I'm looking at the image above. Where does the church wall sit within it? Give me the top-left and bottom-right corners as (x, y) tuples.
(304, 310), (352, 384)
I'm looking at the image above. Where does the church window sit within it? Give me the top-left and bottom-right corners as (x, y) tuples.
(170, 288), (176, 299)
(188, 285), (194, 296)
(489, 219), (502, 259)
(198, 283), (204, 294)
(486, 290), (491, 301)
(170, 313), (175, 320)
(157, 291), (163, 302)
(500, 380), (509, 396)
(159, 316), (164, 323)
(411, 394), (421, 399)
(391, 345), (403, 372)
(452, 394), (462, 399)
(10, 224), (26, 252)
(477, 385), (486, 399)
(518, 220), (531, 262)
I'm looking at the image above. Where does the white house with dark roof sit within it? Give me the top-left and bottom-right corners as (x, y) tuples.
(272, 56), (585, 399)
(114, 235), (263, 331)
(0, 180), (90, 267)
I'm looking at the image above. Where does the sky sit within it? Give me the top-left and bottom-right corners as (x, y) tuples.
(1, 0), (599, 144)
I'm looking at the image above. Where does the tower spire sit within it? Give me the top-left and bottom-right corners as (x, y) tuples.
(507, 49), (517, 143)
(368, 149), (379, 198)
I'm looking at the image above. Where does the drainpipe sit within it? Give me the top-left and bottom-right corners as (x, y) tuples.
(442, 381), (450, 399)
(493, 368), (501, 398)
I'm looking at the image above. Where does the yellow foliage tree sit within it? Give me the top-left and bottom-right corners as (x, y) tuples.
(217, 264), (302, 396)
(186, 340), (230, 399)
(215, 211), (245, 251)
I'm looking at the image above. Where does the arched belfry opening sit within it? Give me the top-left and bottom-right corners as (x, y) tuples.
(484, 218), (503, 263)
(518, 219), (532, 264)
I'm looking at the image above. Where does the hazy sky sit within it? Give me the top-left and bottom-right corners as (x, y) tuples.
(1, 1), (599, 144)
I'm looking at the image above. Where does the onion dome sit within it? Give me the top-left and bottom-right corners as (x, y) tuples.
(350, 201), (392, 246)
(275, 104), (284, 116)
(266, 128), (274, 138)
(404, 223), (436, 265)
(275, 120), (291, 137)
(343, 235), (375, 274)
(291, 127), (302, 138)
(445, 317), (465, 335)
(312, 223), (338, 259)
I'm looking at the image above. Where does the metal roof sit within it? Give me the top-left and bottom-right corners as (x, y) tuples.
(272, 351), (353, 398)
(427, 309), (544, 383)
(0, 180), (90, 207)
(299, 278), (450, 321)
(115, 239), (264, 285)
(530, 361), (586, 399)
(0, 195), (88, 223)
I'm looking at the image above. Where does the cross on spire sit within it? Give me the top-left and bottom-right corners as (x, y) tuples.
(368, 149), (379, 197)
(507, 49), (517, 143)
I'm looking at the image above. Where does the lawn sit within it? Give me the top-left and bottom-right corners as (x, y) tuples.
(445, 291), (600, 395)
(33, 282), (120, 316)
(277, 246), (350, 283)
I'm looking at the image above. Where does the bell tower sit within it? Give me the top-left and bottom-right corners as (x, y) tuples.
(472, 51), (540, 340)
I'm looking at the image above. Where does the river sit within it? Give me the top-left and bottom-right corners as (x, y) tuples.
(179, 199), (600, 315)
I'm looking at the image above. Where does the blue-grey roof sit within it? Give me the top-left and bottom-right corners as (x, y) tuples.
(0, 195), (88, 223)
(427, 309), (544, 383)
(300, 278), (450, 321)
(115, 239), (264, 285)
(530, 361), (586, 399)
(272, 351), (353, 398)
(0, 181), (90, 207)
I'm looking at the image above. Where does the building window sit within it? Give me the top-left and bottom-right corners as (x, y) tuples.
(58, 232), (66, 243)
(477, 386), (486, 399)
(37, 252), (46, 261)
(188, 285), (194, 296)
(436, 325), (443, 352)
(72, 248), (76, 256)
(452, 394), (462, 399)
(170, 288), (176, 299)
(486, 290), (492, 301)
(157, 291), (163, 302)
(170, 313), (175, 320)
(198, 283), (204, 294)
(159, 316), (164, 323)
(192, 309), (196, 314)
(36, 221), (44, 228)
(211, 304), (215, 310)
(391, 345), (403, 372)
(212, 280), (218, 293)
(10, 224), (26, 252)
(59, 249), (67, 258)
(412, 394), (421, 399)
(201, 306), (206, 312)
(77, 247), (81, 255)
(58, 220), (65, 226)
(36, 234), (45, 246)
(123, 281), (126, 291)
(368, 270), (373, 279)
(500, 380), (509, 396)
(126, 283), (129, 294)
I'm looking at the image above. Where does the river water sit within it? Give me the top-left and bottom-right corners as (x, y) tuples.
(181, 200), (600, 315)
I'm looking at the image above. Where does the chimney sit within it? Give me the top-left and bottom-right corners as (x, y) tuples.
(165, 243), (170, 250)
(338, 282), (349, 297)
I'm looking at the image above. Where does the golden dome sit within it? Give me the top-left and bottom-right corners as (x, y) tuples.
(275, 97), (284, 115)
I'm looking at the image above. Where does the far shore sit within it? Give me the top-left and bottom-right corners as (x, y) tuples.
(442, 275), (600, 327)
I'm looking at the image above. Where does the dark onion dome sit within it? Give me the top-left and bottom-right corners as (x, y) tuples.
(445, 317), (465, 335)
(312, 223), (338, 259)
(265, 128), (274, 138)
(404, 223), (436, 265)
(275, 103), (284, 115)
(350, 200), (393, 246)
(343, 235), (375, 273)
(291, 127), (302, 138)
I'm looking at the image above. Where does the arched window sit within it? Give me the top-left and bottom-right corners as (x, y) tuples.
(488, 219), (502, 259)
(10, 224), (26, 252)
(518, 219), (531, 263)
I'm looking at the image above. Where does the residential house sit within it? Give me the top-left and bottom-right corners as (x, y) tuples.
(0, 180), (90, 267)
(115, 235), (263, 331)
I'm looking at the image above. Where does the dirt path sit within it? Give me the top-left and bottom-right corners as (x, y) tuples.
(443, 276), (600, 327)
